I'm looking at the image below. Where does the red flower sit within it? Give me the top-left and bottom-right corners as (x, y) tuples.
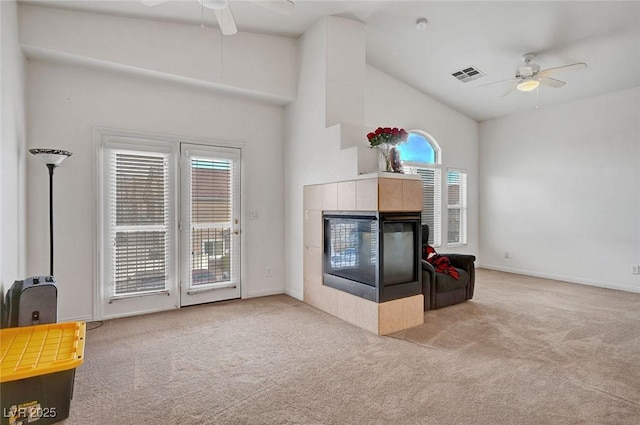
(366, 126), (409, 148)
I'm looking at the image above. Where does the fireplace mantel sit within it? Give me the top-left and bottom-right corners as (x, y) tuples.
(303, 175), (424, 335)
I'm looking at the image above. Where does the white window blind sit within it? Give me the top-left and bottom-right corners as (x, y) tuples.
(108, 150), (170, 295)
(416, 167), (442, 247)
(447, 170), (468, 246)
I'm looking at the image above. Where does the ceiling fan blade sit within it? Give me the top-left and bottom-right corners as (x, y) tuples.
(501, 84), (517, 97)
(214, 6), (238, 35)
(538, 76), (566, 88)
(140, 0), (170, 6)
(251, 0), (295, 16)
(475, 77), (518, 88)
(538, 62), (587, 77)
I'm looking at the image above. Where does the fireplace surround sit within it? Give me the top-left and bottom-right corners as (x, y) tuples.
(303, 174), (424, 335)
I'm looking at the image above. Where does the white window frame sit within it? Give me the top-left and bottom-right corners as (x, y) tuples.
(100, 138), (179, 301)
(400, 130), (442, 247)
(95, 130), (180, 320)
(94, 128), (247, 320)
(446, 168), (468, 247)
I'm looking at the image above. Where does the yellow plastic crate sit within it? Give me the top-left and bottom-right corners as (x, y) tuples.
(1, 321), (85, 383)
(1, 322), (85, 424)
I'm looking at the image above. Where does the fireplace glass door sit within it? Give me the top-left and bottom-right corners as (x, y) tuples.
(323, 212), (421, 303)
(325, 215), (378, 288)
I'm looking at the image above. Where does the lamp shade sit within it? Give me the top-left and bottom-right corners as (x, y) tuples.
(29, 148), (73, 166)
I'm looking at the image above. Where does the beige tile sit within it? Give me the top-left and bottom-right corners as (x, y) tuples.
(303, 279), (322, 309)
(402, 180), (423, 212)
(402, 295), (424, 329)
(303, 210), (322, 248)
(378, 178), (403, 211)
(303, 246), (322, 285)
(321, 183), (338, 210)
(378, 298), (404, 335)
(337, 180), (357, 210)
(304, 185), (322, 211)
(337, 291), (358, 325)
(355, 297), (379, 334)
(356, 178), (378, 211)
(320, 285), (340, 317)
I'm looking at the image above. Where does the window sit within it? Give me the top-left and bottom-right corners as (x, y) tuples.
(416, 168), (441, 247)
(189, 155), (234, 286)
(202, 240), (224, 257)
(447, 170), (467, 246)
(105, 147), (174, 296)
(98, 133), (242, 318)
(397, 131), (442, 247)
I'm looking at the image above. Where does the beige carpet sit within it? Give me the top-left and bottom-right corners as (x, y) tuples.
(62, 269), (640, 424)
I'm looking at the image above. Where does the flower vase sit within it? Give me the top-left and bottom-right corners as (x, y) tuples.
(377, 143), (393, 172)
(377, 144), (403, 173)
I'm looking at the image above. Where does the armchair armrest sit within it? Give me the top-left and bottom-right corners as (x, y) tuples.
(446, 254), (476, 272)
(421, 259), (436, 311)
(445, 254), (476, 300)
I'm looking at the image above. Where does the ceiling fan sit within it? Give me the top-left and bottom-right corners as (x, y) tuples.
(488, 53), (587, 97)
(141, 0), (295, 35)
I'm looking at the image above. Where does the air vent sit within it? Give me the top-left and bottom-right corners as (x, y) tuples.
(451, 66), (485, 83)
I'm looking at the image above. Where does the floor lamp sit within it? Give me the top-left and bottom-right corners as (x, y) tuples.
(29, 148), (72, 277)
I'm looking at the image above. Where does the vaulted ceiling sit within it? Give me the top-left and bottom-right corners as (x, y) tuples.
(20, 0), (640, 121)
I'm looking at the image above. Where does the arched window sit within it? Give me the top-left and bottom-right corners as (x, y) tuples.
(397, 131), (442, 247)
(397, 132), (440, 165)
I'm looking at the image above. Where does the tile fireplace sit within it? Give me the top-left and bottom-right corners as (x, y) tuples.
(304, 174), (425, 335)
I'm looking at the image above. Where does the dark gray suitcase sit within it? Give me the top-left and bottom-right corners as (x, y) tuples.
(4, 276), (57, 327)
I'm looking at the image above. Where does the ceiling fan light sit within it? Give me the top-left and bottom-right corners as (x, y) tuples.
(516, 79), (540, 92)
(201, 0), (228, 10)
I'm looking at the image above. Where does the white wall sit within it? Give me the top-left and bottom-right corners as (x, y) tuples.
(365, 66), (480, 256)
(19, 5), (298, 104)
(1, 0), (27, 297)
(17, 3), (296, 321)
(479, 87), (640, 292)
(26, 60), (286, 321)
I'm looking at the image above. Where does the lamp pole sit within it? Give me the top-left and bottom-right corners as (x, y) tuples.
(29, 148), (72, 277)
(47, 163), (55, 276)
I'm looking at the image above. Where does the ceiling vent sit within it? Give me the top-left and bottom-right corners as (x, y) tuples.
(451, 66), (485, 83)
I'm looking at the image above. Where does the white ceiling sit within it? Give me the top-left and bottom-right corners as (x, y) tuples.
(20, 0), (640, 121)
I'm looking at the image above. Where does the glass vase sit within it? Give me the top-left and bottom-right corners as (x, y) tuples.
(377, 144), (403, 173)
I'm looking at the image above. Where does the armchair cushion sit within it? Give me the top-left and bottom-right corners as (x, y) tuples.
(434, 269), (469, 293)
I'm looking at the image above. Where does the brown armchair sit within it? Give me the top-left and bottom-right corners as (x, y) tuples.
(421, 225), (476, 311)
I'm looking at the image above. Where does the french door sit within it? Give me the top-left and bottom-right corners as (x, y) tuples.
(99, 135), (241, 319)
(180, 144), (241, 306)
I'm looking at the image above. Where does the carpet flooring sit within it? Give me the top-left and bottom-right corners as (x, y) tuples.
(61, 269), (640, 424)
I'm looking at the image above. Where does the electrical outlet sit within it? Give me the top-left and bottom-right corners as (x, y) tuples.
(632, 265), (640, 275)
(266, 268), (272, 278)
(504, 251), (512, 259)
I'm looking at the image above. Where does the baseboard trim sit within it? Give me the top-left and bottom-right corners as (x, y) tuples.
(102, 305), (179, 321)
(58, 314), (94, 323)
(479, 264), (640, 294)
(246, 288), (285, 298)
